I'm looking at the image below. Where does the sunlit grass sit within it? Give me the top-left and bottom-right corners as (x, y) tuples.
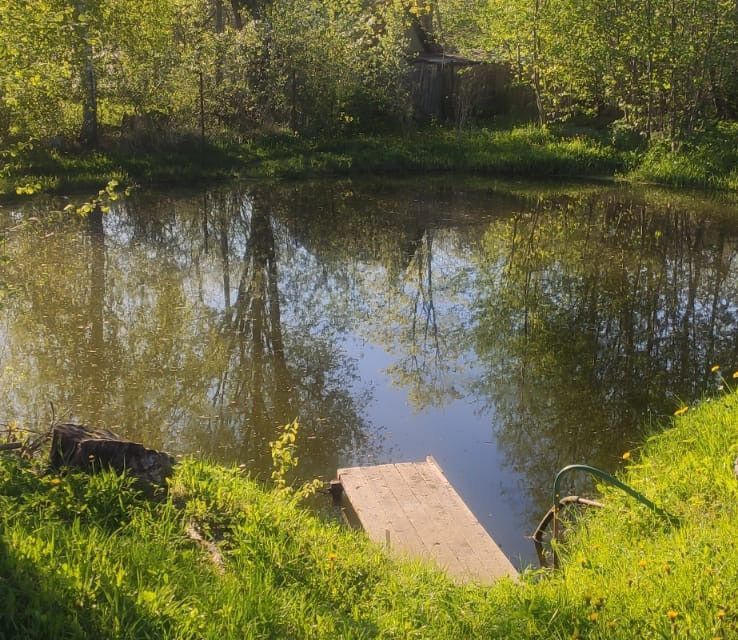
(0, 125), (625, 198)
(3, 123), (738, 197)
(629, 122), (738, 190)
(3, 386), (738, 638)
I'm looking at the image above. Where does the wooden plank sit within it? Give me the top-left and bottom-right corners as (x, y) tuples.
(338, 465), (429, 558)
(418, 457), (517, 580)
(376, 462), (467, 574)
(336, 467), (389, 540)
(393, 460), (487, 581)
(356, 464), (428, 557)
(423, 456), (517, 578)
(337, 458), (518, 584)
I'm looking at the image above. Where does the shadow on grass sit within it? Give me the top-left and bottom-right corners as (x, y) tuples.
(0, 533), (101, 639)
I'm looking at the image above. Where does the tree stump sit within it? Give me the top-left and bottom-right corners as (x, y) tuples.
(49, 423), (175, 487)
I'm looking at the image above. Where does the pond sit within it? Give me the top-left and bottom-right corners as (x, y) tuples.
(1, 178), (737, 567)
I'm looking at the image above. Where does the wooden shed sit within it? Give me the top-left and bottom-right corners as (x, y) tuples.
(403, 15), (510, 123)
(408, 52), (510, 123)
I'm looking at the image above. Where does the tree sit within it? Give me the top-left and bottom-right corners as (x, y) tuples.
(477, 0), (738, 136)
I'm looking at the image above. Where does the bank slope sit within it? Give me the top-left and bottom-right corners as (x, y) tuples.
(2, 389), (738, 639)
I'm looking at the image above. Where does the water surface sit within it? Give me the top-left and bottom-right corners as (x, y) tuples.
(2, 179), (737, 566)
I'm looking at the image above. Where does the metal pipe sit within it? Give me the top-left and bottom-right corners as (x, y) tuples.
(531, 495), (603, 568)
(539, 465), (678, 569)
(552, 464), (677, 540)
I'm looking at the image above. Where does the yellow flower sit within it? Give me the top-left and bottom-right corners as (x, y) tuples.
(667, 610), (679, 621)
(327, 552), (338, 562)
(717, 609), (726, 619)
(711, 364), (720, 373)
(622, 451), (631, 461)
(49, 478), (62, 486)
(674, 406), (689, 416)
(733, 371), (738, 379)
(588, 612), (599, 622)
(638, 559), (647, 568)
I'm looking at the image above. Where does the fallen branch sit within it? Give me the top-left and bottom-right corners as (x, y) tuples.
(186, 521), (225, 574)
(0, 442), (22, 452)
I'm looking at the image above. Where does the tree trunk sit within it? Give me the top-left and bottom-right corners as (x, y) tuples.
(75, 1), (98, 148)
(49, 423), (175, 487)
(80, 54), (98, 148)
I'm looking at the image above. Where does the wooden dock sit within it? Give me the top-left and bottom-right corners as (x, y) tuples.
(334, 456), (518, 584)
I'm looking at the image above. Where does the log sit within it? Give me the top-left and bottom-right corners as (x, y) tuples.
(49, 423), (175, 487)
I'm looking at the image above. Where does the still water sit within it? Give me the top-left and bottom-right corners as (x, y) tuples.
(1, 179), (737, 567)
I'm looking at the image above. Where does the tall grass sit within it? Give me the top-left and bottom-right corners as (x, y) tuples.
(3, 384), (738, 638)
(0, 126), (625, 197)
(4, 123), (738, 196)
(252, 126), (625, 179)
(629, 122), (738, 190)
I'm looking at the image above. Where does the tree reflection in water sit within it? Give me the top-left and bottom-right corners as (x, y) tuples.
(470, 192), (738, 515)
(1, 181), (737, 529)
(0, 188), (374, 485)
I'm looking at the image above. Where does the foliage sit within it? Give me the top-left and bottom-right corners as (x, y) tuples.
(61, 179), (130, 216)
(269, 419), (323, 500)
(456, 0), (738, 138)
(630, 122), (738, 189)
(0, 0), (411, 149)
(0, 0), (736, 186)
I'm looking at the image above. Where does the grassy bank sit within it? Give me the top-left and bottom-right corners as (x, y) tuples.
(629, 122), (738, 190)
(2, 386), (738, 638)
(0, 125), (623, 197)
(3, 123), (737, 198)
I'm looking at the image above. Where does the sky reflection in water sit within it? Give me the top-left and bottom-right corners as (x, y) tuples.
(2, 179), (737, 566)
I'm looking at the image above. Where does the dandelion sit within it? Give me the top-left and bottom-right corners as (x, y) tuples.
(327, 552), (338, 562)
(638, 559), (647, 568)
(588, 612), (599, 622)
(622, 451), (631, 461)
(674, 406), (689, 416)
(711, 365), (721, 373)
(49, 477), (62, 486)
(667, 610), (679, 621)
(732, 370), (738, 379)
(717, 609), (726, 619)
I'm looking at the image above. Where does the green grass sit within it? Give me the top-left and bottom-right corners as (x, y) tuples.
(0, 125), (626, 198)
(628, 122), (738, 190)
(4, 122), (738, 197)
(0, 456), (520, 639)
(3, 384), (738, 638)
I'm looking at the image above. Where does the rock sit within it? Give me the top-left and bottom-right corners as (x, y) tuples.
(49, 423), (175, 487)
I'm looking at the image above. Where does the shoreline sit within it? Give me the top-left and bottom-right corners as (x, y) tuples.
(2, 388), (737, 637)
(2, 125), (737, 200)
